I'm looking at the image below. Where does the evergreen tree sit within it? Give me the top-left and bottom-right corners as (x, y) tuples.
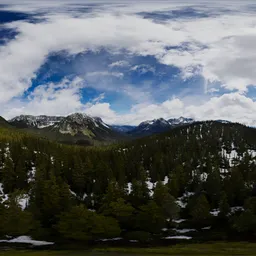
(205, 169), (221, 207)
(153, 181), (179, 219)
(190, 194), (211, 224)
(135, 201), (165, 233)
(219, 191), (230, 217)
(57, 205), (121, 241)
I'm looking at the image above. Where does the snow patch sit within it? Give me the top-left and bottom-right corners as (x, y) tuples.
(210, 209), (220, 216)
(163, 176), (169, 185)
(173, 228), (197, 234)
(173, 219), (186, 224)
(163, 236), (192, 240)
(200, 172), (208, 182)
(28, 166), (36, 183)
(176, 192), (194, 208)
(127, 182), (132, 194)
(99, 237), (123, 242)
(18, 194), (29, 210)
(0, 183), (8, 203)
(230, 206), (244, 213)
(0, 236), (54, 246)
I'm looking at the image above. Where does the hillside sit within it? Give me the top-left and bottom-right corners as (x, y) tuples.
(0, 121), (256, 245)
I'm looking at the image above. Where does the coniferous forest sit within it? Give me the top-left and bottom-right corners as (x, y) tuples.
(1, 121), (256, 245)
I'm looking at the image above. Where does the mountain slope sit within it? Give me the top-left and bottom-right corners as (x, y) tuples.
(0, 116), (11, 128)
(9, 113), (124, 145)
(9, 115), (63, 129)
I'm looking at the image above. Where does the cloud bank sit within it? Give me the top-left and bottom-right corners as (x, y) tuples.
(0, 0), (256, 125)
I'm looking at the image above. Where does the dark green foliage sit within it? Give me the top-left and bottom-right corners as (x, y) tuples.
(233, 210), (256, 234)
(219, 191), (230, 217)
(153, 181), (179, 219)
(0, 121), (256, 241)
(124, 231), (151, 243)
(190, 194), (211, 224)
(101, 198), (135, 229)
(57, 205), (121, 241)
(0, 195), (34, 237)
(135, 201), (165, 233)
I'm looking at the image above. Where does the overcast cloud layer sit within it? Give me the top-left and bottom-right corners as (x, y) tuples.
(1, 0), (256, 125)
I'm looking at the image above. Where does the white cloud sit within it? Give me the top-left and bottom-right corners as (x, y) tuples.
(1, 0), (256, 126)
(109, 60), (130, 68)
(86, 71), (124, 78)
(84, 93), (256, 126)
(130, 64), (155, 74)
(2, 79), (256, 127)
(1, 0), (256, 101)
(2, 77), (85, 118)
(92, 93), (105, 103)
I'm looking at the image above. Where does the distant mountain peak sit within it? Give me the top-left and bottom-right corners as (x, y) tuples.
(128, 116), (195, 137)
(9, 115), (63, 129)
(168, 117), (194, 125)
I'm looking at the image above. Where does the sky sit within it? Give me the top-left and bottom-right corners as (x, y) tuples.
(0, 0), (256, 125)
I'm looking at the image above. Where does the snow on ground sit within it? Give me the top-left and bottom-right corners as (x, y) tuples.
(146, 178), (156, 196)
(209, 206), (244, 217)
(231, 206), (244, 213)
(176, 192), (194, 208)
(221, 145), (256, 167)
(0, 183), (8, 203)
(127, 182), (132, 194)
(200, 172), (208, 182)
(99, 237), (123, 242)
(163, 236), (192, 240)
(17, 194), (29, 210)
(173, 219), (186, 223)
(69, 189), (77, 197)
(129, 240), (138, 242)
(0, 236), (54, 246)
(202, 226), (211, 230)
(28, 166), (36, 183)
(173, 228), (197, 234)
(248, 149), (256, 158)
(176, 199), (186, 208)
(163, 176), (169, 185)
(210, 209), (220, 216)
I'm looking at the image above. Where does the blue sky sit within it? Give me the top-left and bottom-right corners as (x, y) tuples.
(0, 0), (256, 125)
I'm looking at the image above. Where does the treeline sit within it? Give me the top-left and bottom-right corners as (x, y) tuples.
(0, 122), (256, 243)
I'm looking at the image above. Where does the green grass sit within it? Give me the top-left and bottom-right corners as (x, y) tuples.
(2, 243), (256, 256)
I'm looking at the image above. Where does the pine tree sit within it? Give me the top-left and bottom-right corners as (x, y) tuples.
(57, 205), (121, 241)
(190, 194), (211, 224)
(136, 201), (165, 233)
(153, 181), (179, 219)
(219, 191), (230, 217)
(205, 169), (221, 207)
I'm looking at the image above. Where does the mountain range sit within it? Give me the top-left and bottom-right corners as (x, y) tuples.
(5, 114), (195, 145)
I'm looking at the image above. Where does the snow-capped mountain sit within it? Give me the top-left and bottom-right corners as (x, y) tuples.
(9, 113), (123, 144)
(128, 117), (194, 137)
(51, 113), (113, 138)
(168, 117), (194, 125)
(9, 115), (63, 129)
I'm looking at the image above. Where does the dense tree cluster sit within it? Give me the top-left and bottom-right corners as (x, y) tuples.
(0, 121), (256, 243)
